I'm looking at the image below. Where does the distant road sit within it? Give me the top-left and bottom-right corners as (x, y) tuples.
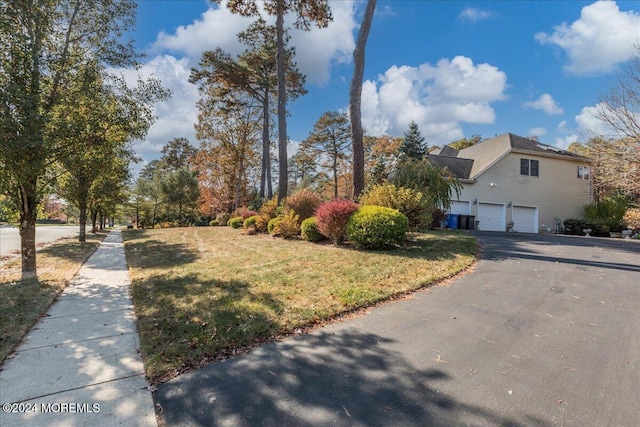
(0, 225), (79, 257)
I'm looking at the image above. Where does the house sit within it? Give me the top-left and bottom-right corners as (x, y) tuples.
(428, 133), (592, 233)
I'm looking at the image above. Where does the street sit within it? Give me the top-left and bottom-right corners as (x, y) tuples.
(0, 225), (79, 257)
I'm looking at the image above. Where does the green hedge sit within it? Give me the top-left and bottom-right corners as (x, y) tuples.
(300, 217), (325, 242)
(228, 216), (243, 229)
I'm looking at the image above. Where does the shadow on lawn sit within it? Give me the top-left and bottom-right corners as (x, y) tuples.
(124, 238), (199, 269)
(156, 329), (549, 427)
(132, 273), (284, 382)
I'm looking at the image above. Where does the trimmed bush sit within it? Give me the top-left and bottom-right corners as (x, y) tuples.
(347, 205), (409, 249)
(254, 214), (270, 233)
(228, 216), (243, 229)
(583, 197), (627, 232)
(359, 183), (431, 231)
(259, 196), (280, 219)
(243, 215), (258, 229)
(286, 189), (323, 223)
(315, 199), (359, 245)
(271, 210), (300, 238)
(267, 217), (282, 235)
(300, 217), (325, 242)
(209, 220), (219, 226)
(216, 213), (230, 226)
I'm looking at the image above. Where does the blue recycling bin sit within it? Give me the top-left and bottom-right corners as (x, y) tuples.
(446, 214), (459, 229)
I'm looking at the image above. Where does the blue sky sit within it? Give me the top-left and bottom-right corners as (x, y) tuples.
(125, 0), (640, 171)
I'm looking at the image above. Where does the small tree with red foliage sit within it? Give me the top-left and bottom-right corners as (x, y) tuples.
(315, 199), (359, 245)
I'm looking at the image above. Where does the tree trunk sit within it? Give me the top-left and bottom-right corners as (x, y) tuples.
(350, 0), (377, 198)
(276, 0), (288, 203)
(18, 181), (39, 279)
(333, 159), (339, 198)
(78, 199), (87, 242)
(260, 95), (271, 199)
(235, 157), (244, 211)
(91, 209), (98, 233)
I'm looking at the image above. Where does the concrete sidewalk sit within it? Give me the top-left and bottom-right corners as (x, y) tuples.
(0, 229), (156, 427)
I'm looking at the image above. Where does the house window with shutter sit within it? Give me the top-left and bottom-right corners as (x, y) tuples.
(520, 158), (539, 177)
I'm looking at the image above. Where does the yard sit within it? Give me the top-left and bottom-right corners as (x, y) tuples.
(123, 226), (477, 383)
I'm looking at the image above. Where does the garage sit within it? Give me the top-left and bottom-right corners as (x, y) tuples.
(450, 200), (471, 215)
(477, 202), (505, 232)
(512, 205), (538, 233)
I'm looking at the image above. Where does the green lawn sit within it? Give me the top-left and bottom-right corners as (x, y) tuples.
(123, 226), (477, 383)
(0, 232), (107, 364)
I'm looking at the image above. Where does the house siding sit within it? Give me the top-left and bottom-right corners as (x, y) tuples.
(455, 152), (591, 232)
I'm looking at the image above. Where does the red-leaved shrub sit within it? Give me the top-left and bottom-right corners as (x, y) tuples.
(315, 199), (358, 245)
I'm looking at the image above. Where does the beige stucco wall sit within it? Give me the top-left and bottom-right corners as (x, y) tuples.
(454, 152), (592, 232)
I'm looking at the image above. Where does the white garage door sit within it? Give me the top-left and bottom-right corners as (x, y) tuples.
(478, 203), (505, 232)
(450, 201), (471, 215)
(512, 206), (538, 233)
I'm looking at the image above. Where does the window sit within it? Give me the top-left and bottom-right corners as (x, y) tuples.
(520, 158), (539, 177)
(578, 165), (590, 180)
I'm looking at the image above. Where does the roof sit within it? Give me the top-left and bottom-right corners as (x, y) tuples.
(431, 133), (588, 180)
(427, 154), (474, 179)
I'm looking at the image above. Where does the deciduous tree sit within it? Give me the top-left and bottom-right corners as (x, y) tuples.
(0, 0), (142, 278)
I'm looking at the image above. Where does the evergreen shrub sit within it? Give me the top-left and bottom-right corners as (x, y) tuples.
(300, 217), (325, 242)
(228, 216), (243, 229)
(347, 205), (409, 249)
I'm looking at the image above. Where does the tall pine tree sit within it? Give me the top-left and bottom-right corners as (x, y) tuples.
(400, 121), (427, 160)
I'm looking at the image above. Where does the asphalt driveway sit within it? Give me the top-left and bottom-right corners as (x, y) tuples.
(156, 232), (640, 426)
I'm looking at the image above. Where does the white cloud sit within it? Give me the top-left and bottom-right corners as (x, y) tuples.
(112, 55), (200, 163)
(361, 56), (507, 145)
(458, 7), (495, 22)
(535, 1), (640, 75)
(528, 127), (547, 137)
(557, 120), (568, 131)
(523, 93), (564, 115)
(555, 134), (580, 149)
(574, 103), (620, 137)
(152, 1), (356, 85)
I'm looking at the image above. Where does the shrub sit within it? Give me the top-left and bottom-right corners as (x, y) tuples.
(243, 215), (258, 229)
(254, 214), (270, 233)
(347, 205), (409, 249)
(271, 210), (300, 238)
(315, 199), (359, 245)
(563, 218), (597, 236)
(267, 217), (282, 235)
(623, 208), (640, 230)
(259, 196), (281, 219)
(430, 208), (447, 229)
(300, 217), (325, 242)
(359, 183), (431, 231)
(209, 220), (219, 226)
(228, 216), (243, 229)
(286, 189), (323, 223)
(583, 197), (627, 232)
(216, 212), (230, 226)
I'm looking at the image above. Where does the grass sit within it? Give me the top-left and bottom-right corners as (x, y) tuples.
(123, 227), (477, 383)
(0, 232), (107, 364)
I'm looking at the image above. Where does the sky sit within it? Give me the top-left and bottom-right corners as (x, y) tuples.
(124, 0), (640, 174)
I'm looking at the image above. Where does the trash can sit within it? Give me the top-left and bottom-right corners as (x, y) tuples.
(467, 215), (476, 230)
(446, 214), (459, 229)
(458, 214), (469, 230)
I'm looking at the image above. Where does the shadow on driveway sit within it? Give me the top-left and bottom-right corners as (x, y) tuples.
(157, 329), (547, 427)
